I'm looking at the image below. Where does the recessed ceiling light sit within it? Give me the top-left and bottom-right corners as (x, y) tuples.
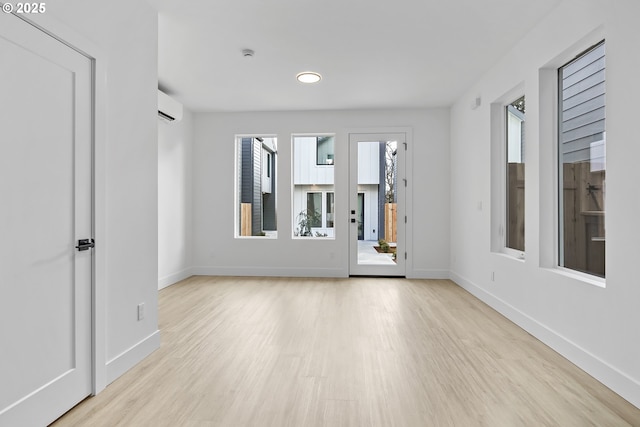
(296, 72), (322, 83)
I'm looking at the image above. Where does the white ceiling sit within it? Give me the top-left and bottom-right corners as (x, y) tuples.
(147, 0), (562, 112)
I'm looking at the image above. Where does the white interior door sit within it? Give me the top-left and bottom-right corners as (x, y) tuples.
(0, 12), (93, 426)
(349, 133), (406, 276)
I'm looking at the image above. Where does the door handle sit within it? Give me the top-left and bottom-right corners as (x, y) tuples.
(76, 238), (95, 251)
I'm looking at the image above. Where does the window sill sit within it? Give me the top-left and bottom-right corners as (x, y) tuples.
(545, 267), (606, 289)
(292, 236), (335, 240)
(493, 250), (525, 262)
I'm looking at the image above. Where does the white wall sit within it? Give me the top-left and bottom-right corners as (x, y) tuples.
(449, 0), (640, 407)
(158, 109), (194, 289)
(193, 109), (450, 278)
(47, 0), (160, 387)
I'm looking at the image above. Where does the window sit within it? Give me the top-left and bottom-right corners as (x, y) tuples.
(236, 136), (277, 238)
(266, 152), (271, 178)
(306, 192), (322, 228)
(316, 136), (334, 165)
(293, 135), (335, 238)
(490, 88), (526, 257)
(558, 41), (605, 277)
(326, 192), (335, 228)
(506, 96), (525, 252)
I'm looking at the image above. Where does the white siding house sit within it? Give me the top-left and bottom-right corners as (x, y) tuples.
(293, 137), (383, 241)
(293, 136), (335, 237)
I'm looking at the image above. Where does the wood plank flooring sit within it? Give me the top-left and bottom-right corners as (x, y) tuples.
(53, 276), (640, 426)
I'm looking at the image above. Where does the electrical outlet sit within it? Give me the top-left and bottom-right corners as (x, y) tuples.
(137, 303), (145, 321)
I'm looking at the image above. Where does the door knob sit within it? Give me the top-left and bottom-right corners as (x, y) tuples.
(76, 238), (95, 251)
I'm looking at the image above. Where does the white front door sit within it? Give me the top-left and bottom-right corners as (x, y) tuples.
(0, 13), (93, 426)
(349, 133), (406, 276)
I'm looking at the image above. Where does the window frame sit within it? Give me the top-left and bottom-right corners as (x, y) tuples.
(234, 134), (278, 239)
(292, 133), (336, 239)
(490, 85), (526, 260)
(557, 40), (606, 278)
(505, 96), (526, 256)
(316, 136), (335, 166)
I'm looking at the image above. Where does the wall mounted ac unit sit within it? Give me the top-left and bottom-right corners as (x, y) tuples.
(158, 89), (183, 123)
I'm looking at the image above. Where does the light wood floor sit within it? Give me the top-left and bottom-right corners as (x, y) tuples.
(54, 276), (640, 426)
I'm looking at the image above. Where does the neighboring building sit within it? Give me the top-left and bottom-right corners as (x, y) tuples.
(292, 136), (336, 237)
(238, 137), (277, 236)
(292, 137), (394, 241)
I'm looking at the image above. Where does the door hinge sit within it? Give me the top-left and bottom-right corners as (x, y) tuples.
(404, 252), (407, 260)
(403, 178), (407, 187)
(403, 142), (407, 150)
(405, 215), (407, 224)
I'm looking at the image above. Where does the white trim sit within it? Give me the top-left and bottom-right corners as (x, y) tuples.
(544, 267), (606, 289)
(291, 133), (338, 239)
(187, 268), (451, 281)
(538, 25), (606, 277)
(158, 268), (194, 290)
(347, 127), (412, 277)
(408, 269), (450, 280)
(92, 38), (108, 397)
(449, 271), (640, 409)
(234, 134), (278, 239)
(191, 266), (348, 278)
(490, 83), (525, 255)
(12, 11), (109, 396)
(106, 331), (161, 385)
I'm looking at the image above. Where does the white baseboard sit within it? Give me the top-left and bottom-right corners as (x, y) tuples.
(192, 266), (452, 279)
(409, 269), (450, 279)
(191, 266), (348, 278)
(158, 268), (193, 289)
(105, 330), (160, 385)
(449, 271), (640, 409)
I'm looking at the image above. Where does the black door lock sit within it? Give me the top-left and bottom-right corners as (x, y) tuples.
(76, 238), (95, 251)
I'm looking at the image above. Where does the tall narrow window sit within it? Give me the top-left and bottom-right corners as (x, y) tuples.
(236, 136), (277, 238)
(558, 41), (605, 277)
(506, 96), (525, 252)
(293, 135), (335, 238)
(317, 136), (334, 165)
(306, 193), (322, 228)
(326, 192), (335, 228)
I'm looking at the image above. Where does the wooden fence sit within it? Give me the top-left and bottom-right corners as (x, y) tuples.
(385, 203), (397, 243)
(562, 162), (605, 276)
(240, 203), (252, 236)
(507, 163), (525, 251)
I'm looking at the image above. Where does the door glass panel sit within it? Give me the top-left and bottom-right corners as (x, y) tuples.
(356, 140), (397, 266)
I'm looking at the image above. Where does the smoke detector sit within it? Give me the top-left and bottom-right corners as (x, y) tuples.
(242, 49), (255, 57)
